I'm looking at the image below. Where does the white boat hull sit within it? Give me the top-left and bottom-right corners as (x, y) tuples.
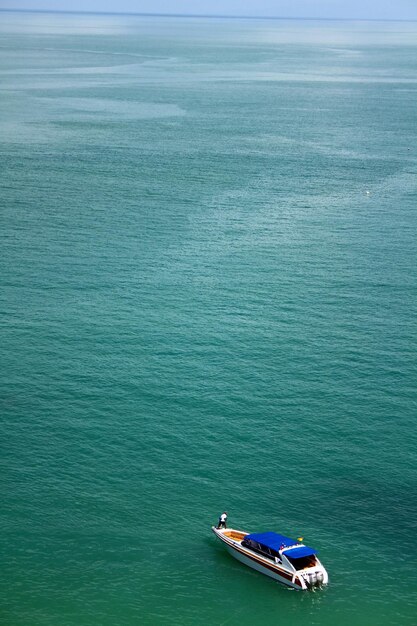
(223, 540), (302, 589)
(212, 526), (328, 590)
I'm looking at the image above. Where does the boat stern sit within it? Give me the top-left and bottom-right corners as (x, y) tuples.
(297, 564), (329, 589)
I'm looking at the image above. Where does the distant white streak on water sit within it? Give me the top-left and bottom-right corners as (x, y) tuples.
(38, 97), (186, 119)
(3, 72), (415, 89)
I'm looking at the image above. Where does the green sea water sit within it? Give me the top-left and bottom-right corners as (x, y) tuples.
(1, 11), (417, 626)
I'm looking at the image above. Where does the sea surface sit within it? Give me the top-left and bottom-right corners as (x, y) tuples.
(1, 11), (417, 626)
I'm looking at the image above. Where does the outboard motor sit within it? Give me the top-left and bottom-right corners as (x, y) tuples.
(302, 571), (323, 589)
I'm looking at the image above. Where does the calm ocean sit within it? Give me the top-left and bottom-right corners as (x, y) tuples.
(1, 11), (416, 626)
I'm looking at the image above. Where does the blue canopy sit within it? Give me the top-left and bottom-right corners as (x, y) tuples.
(285, 546), (317, 559)
(245, 532), (317, 557)
(245, 532), (300, 551)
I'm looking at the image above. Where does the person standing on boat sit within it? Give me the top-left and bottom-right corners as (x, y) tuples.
(217, 512), (228, 529)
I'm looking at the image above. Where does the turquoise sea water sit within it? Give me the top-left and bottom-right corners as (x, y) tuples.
(1, 12), (417, 625)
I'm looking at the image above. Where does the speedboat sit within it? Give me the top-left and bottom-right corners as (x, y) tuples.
(212, 526), (328, 590)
